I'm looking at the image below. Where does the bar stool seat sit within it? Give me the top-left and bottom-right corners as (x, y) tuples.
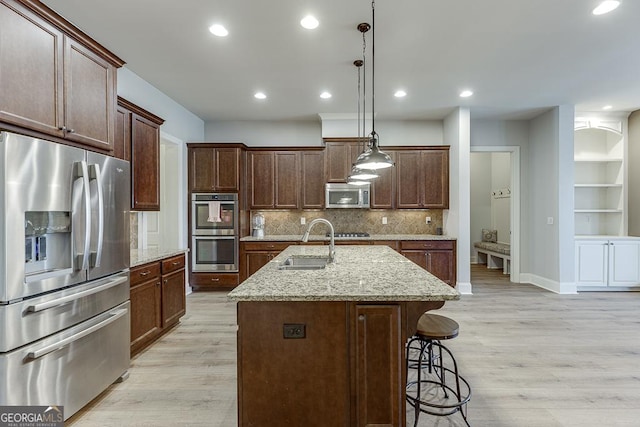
(406, 313), (471, 427)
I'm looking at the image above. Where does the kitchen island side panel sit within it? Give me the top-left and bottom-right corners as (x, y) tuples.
(237, 301), (350, 427)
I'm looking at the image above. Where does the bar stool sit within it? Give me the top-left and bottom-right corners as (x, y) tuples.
(405, 313), (471, 427)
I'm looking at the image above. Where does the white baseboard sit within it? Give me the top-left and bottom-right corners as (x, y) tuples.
(520, 273), (577, 294)
(456, 281), (473, 295)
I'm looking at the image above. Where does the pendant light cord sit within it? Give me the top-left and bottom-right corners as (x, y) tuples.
(371, 0), (376, 144)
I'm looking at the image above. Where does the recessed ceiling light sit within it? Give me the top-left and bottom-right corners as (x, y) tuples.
(603, 105), (613, 110)
(592, 1), (620, 15)
(394, 90), (407, 98)
(209, 24), (228, 37)
(320, 91), (332, 99)
(300, 15), (319, 29)
(459, 90), (474, 98)
(254, 92), (267, 100)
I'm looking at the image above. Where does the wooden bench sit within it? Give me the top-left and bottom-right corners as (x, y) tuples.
(473, 241), (511, 274)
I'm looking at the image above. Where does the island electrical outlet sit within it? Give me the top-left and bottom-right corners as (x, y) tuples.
(283, 323), (306, 339)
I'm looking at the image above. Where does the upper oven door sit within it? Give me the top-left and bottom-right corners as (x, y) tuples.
(192, 193), (238, 236)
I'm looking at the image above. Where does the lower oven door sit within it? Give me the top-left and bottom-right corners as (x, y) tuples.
(192, 236), (238, 272)
(0, 301), (130, 420)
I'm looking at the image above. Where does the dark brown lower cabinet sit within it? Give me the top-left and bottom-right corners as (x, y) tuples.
(129, 268), (162, 355)
(130, 253), (186, 356)
(190, 272), (239, 291)
(351, 304), (403, 427)
(400, 240), (457, 286)
(236, 300), (443, 426)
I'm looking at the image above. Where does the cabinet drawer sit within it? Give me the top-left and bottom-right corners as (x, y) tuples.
(130, 262), (161, 287)
(242, 242), (291, 252)
(191, 272), (239, 287)
(162, 253), (186, 274)
(400, 240), (454, 251)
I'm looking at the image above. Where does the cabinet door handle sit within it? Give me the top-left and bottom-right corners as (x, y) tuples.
(164, 279), (168, 284)
(358, 315), (365, 321)
(211, 278), (220, 282)
(172, 261), (181, 265)
(139, 271), (150, 276)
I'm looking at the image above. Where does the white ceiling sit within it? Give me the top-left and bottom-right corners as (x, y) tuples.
(42, 0), (640, 122)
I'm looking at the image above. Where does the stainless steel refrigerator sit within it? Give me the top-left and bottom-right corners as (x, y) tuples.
(0, 131), (131, 419)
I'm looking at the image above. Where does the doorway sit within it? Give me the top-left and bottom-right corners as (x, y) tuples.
(470, 146), (520, 283)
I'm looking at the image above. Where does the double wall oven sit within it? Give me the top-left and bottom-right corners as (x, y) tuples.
(191, 193), (239, 272)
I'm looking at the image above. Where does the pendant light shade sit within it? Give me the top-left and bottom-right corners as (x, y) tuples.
(354, 133), (394, 170)
(349, 166), (379, 180)
(353, 0), (394, 171)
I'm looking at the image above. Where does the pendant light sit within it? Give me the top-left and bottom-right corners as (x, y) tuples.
(353, 0), (394, 171)
(348, 35), (378, 184)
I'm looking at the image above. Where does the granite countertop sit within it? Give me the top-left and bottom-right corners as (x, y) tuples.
(227, 245), (460, 302)
(130, 248), (189, 267)
(240, 234), (455, 242)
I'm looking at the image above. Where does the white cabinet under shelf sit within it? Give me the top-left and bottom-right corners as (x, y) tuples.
(574, 116), (627, 236)
(575, 238), (640, 289)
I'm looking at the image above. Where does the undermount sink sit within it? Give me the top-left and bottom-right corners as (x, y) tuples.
(278, 255), (330, 270)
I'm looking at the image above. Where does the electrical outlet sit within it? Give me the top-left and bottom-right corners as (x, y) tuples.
(426, 216), (432, 224)
(382, 217), (388, 225)
(300, 217), (306, 225)
(283, 324), (306, 339)
(547, 217), (554, 225)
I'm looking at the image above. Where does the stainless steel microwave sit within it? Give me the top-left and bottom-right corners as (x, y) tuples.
(325, 183), (370, 209)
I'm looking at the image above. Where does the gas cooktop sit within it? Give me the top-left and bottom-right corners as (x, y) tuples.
(327, 232), (370, 238)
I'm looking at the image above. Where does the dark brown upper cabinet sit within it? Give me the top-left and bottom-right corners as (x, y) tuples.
(300, 150), (325, 209)
(396, 147), (449, 209)
(117, 97), (165, 211)
(0, 0), (123, 152)
(247, 150), (300, 209)
(324, 138), (365, 183)
(188, 145), (243, 193)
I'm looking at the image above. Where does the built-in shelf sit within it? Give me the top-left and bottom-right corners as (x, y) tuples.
(574, 116), (627, 237)
(574, 184), (622, 188)
(575, 209), (623, 213)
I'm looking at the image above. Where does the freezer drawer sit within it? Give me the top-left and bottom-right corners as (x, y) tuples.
(0, 271), (129, 353)
(0, 301), (130, 420)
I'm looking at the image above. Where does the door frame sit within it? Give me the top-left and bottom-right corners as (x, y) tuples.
(470, 146), (520, 283)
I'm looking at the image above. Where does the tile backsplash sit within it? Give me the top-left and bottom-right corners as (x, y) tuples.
(254, 210), (443, 236)
(130, 212), (138, 249)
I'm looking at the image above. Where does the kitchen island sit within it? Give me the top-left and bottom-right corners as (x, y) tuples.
(228, 245), (459, 427)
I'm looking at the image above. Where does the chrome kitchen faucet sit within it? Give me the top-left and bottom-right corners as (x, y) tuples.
(301, 218), (336, 263)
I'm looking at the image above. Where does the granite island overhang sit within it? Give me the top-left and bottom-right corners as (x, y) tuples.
(228, 245), (461, 426)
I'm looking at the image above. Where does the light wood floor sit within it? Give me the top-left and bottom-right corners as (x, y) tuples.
(68, 266), (640, 426)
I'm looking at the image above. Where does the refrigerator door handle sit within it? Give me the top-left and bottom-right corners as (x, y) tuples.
(89, 163), (105, 268)
(25, 307), (128, 360)
(25, 275), (128, 313)
(74, 161), (91, 271)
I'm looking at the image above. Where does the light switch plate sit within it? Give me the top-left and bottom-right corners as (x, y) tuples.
(300, 217), (306, 225)
(382, 217), (388, 225)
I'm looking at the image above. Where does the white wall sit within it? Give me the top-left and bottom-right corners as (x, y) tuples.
(205, 120), (321, 147)
(118, 67), (205, 143)
(204, 119), (444, 147)
(526, 106), (575, 292)
(444, 108), (471, 293)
